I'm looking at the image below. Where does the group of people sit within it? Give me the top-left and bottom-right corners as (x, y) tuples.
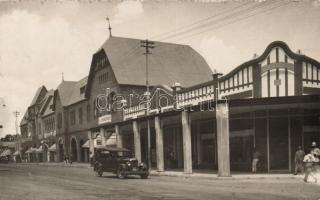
(251, 142), (320, 183)
(294, 142), (320, 183)
(64, 154), (73, 164)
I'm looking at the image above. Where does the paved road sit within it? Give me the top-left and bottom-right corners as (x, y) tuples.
(0, 164), (319, 200)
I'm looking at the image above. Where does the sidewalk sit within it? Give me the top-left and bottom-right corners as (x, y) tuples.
(16, 162), (304, 180)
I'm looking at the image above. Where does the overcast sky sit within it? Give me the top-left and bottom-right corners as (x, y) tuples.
(0, 0), (320, 137)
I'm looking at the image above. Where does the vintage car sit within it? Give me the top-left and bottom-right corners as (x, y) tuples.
(93, 146), (149, 179)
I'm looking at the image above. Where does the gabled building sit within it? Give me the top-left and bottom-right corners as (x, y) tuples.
(84, 36), (213, 165)
(53, 77), (89, 162)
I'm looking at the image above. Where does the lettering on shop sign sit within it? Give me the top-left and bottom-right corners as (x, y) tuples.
(98, 114), (112, 125)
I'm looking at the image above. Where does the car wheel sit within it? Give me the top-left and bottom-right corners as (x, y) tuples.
(117, 167), (126, 179)
(140, 173), (149, 179)
(95, 167), (103, 177)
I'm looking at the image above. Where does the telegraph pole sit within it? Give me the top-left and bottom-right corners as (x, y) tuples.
(13, 111), (20, 135)
(141, 39), (154, 171)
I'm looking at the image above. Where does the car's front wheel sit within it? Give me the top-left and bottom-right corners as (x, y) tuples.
(95, 166), (103, 177)
(140, 173), (149, 179)
(117, 167), (126, 179)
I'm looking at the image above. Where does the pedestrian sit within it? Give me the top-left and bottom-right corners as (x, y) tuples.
(303, 151), (318, 183)
(294, 146), (305, 175)
(64, 155), (68, 164)
(69, 154), (73, 164)
(252, 148), (261, 173)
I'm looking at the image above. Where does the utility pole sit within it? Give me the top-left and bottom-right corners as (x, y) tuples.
(13, 110), (21, 156)
(13, 111), (20, 135)
(140, 39), (154, 171)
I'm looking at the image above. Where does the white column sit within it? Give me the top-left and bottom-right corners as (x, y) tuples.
(100, 128), (106, 146)
(181, 111), (192, 174)
(88, 131), (94, 162)
(115, 125), (123, 148)
(155, 116), (164, 172)
(216, 102), (231, 177)
(133, 121), (141, 162)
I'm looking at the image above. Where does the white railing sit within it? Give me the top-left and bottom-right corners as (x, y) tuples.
(176, 83), (215, 108)
(123, 104), (146, 120)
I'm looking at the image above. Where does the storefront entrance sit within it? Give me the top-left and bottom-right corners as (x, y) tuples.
(269, 117), (289, 171)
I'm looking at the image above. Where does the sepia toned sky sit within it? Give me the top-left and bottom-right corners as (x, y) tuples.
(0, 0), (320, 137)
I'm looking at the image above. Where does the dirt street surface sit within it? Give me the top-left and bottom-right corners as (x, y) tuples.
(0, 164), (319, 200)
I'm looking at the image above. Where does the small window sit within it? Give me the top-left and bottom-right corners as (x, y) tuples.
(98, 72), (108, 84)
(70, 110), (76, 125)
(79, 108), (83, 124)
(86, 104), (91, 122)
(57, 113), (62, 129)
(80, 86), (86, 94)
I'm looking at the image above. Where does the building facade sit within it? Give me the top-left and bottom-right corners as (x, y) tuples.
(20, 38), (320, 176)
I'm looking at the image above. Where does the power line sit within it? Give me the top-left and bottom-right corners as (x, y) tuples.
(154, 1), (276, 41)
(151, 1), (253, 40)
(174, 1), (290, 42)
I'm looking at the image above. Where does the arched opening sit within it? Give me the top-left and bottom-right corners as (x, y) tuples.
(71, 138), (78, 162)
(58, 139), (64, 162)
(79, 139), (85, 162)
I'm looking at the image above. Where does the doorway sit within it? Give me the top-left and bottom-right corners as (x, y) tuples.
(269, 117), (289, 171)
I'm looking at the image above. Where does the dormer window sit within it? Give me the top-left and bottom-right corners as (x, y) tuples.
(80, 86), (86, 94)
(98, 72), (108, 84)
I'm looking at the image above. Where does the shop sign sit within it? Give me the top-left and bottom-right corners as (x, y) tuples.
(98, 114), (112, 125)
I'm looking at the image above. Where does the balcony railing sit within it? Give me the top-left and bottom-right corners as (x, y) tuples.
(123, 104), (146, 120)
(176, 81), (215, 108)
(123, 81), (216, 121)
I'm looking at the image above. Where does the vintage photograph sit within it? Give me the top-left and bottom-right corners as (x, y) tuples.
(0, 0), (320, 199)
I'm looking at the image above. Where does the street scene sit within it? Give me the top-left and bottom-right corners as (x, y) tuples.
(1, 0), (320, 199)
(1, 163), (320, 200)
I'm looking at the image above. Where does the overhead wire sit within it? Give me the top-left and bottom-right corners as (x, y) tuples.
(174, 1), (291, 42)
(151, 0), (253, 40)
(154, 0), (278, 41)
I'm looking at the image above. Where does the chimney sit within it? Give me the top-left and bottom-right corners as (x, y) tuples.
(212, 70), (223, 101)
(172, 82), (182, 109)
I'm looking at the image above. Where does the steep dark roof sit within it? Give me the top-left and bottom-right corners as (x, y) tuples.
(220, 41), (320, 80)
(56, 81), (77, 106)
(55, 77), (88, 107)
(67, 76), (87, 106)
(86, 36), (213, 98)
(29, 85), (47, 106)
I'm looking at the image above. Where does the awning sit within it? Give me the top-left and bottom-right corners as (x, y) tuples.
(105, 133), (117, 146)
(0, 149), (12, 157)
(35, 146), (43, 153)
(48, 144), (56, 152)
(13, 151), (20, 156)
(82, 140), (89, 148)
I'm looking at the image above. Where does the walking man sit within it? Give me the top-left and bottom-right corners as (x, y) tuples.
(294, 146), (305, 175)
(252, 148), (261, 173)
(303, 142), (319, 183)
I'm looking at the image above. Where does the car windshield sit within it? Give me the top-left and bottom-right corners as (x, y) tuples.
(116, 151), (132, 158)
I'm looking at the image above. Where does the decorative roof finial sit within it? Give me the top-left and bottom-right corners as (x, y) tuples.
(106, 17), (112, 38)
(62, 72), (64, 82)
